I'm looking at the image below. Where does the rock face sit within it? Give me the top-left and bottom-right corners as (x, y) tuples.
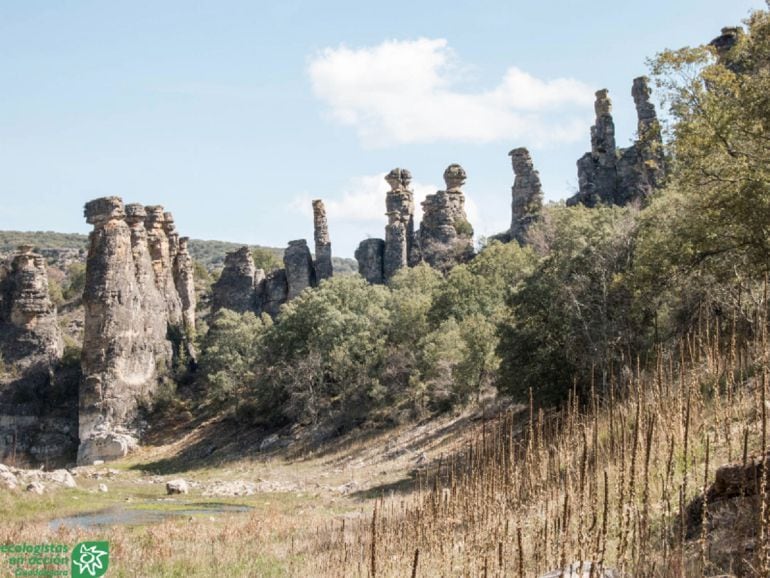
(0, 247), (75, 466)
(354, 164), (476, 280)
(260, 269), (288, 317)
(173, 237), (197, 337)
(384, 168), (418, 282)
(79, 196), (194, 464)
(283, 240), (316, 301)
(312, 200), (333, 282)
(354, 239), (385, 285)
(568, 78), (665, 208)
(508, 148), (544, 245)
(686, 453), (770, 576)
(418, 164), (475, 273)
(145, 206), (184, 328)
(211, 246), (258, 314)
(0, 246), (63, 373)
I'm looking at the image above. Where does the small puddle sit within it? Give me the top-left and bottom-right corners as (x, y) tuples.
(49, 502), (253, 531)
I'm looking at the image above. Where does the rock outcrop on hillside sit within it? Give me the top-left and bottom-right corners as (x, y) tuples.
(687, 453), (770, 576)
(312, 200), (333, 282)
(78, 196), (195, 464)
(507, 148), (544, 245)
(418, 164), (475, 273)
(384, 168), (418, 282)
(568, 77), (665, 208)
(0, 246), (75, 466)
(284, 240), (316, 301)
(354, 164), (476, 281)
(354, 239), (386, 285)
(0, 245), (63, 374)
(210, 200), (332, 318)
(211, 246), (258, 314)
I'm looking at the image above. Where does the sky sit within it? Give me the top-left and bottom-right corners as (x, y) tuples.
(0, 0), (766, 257)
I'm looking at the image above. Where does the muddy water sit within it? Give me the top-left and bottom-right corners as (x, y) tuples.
(49, 502), (253, 530)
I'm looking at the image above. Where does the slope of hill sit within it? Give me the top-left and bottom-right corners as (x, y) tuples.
(0, 230), (358, 273)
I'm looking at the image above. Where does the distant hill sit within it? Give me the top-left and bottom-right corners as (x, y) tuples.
(0, 231), (358, 274)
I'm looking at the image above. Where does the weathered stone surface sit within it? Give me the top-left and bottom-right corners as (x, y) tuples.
(260, 268), (288, 317)
(166, 478), (189, 495)
(80, 196), (194, 464)
(145, 206), (183, 327)
(384, 168), (417, 282)
(508, 148), (544, 245)
(354, 239), (385, 285)
(211, 246), (257, 314)
(686, 454), (770, 576)
(418, 164), (475, 273)
(312, 200), (333, 282)
(0, 246), (63, 372)
(283, 240), (315, 300)
(77, 429), (138, 466)
(568, 79), (665, 208)
(173, 237), (197, 336)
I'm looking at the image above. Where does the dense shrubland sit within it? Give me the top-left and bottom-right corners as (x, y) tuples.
(196, 9), (770, 443)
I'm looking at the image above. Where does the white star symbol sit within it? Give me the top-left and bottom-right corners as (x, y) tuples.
(73, 544), (108, 576)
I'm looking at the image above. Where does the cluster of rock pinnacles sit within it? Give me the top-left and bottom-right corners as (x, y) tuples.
(0, 75), (665, 465)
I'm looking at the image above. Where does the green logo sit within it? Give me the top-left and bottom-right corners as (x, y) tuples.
(71, 541), (110, 577)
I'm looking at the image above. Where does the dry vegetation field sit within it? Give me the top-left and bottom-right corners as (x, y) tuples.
(2, 319), (770, 577)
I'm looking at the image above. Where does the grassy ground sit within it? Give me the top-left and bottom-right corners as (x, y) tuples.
(0, 407), (495, 577)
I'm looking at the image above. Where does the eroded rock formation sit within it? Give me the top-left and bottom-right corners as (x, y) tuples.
(173, 237), (197, 337)
(686, 454), (770, 576)
(384, 168), (418, 282)
(145, 206), (184, 328)
(508, 148), (544, 245)
(312, 200), (333, 282)
(211, 246), (258, 314)
(284, 240), (316, 300)
(355, 239), (385, 285)
(79, 196), (195, 464)
(0, 246), (63, 373)
(418, 164), (475, 273)
(0, 247), (76, 466)
(568, 78), (665, 208)
(260, 269), (288, 318)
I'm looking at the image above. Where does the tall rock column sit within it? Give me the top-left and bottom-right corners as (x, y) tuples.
(508, 148), (544, 245)
(283, 240), (316, 300)
(383, 168), (417, 282)
(79, 197), (171, 464)
(418, 164), (475, 274)
(145, 206), (183, 328)
(0, 245), (63, 373)
(632, 76), (665, 190)
(211, 246), (258, 314)
(312, 200), (333, 282)
(173, 237), (197, 337)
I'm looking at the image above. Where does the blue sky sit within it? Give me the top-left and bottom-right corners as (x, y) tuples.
(0, 0), (765, 257)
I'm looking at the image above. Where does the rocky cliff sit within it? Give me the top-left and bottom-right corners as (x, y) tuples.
(312, 200), (333, 282)
(568, 77), (665, 208)
(78, 196), (194, 464)
(418, 164), (475, 273)
(507, 148), (544, 245)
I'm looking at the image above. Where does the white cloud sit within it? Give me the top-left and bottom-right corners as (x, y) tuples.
(308, 38), (594, 147)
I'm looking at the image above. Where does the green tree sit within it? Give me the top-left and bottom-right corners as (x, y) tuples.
(252, 247), (282, 272)
(497, 205), (651, 403)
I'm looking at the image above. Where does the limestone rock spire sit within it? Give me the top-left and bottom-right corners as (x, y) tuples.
(312, 199), (333, 282)
(508, 148), (543, 245)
